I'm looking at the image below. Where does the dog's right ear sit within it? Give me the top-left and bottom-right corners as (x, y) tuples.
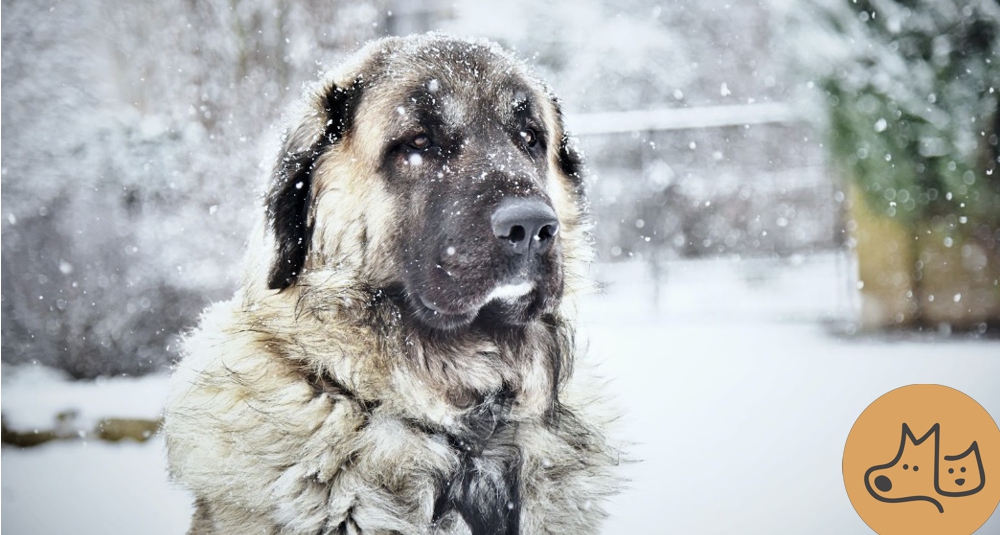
(265, 78), (363, 290)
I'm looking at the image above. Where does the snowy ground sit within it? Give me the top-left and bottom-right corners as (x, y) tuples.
(3, 253), (999, 534)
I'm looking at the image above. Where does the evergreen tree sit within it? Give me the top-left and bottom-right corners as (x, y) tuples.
(810, 0), (1000, 227)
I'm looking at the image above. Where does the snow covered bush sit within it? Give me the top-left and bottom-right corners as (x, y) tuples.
(1, 0), (386, 377)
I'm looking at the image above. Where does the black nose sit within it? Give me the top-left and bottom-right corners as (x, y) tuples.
(491, 198), (559, 256)
(955, 478), (965, 486)
(874, 475), (892, 492)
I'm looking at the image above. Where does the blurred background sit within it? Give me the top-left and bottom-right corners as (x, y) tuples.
(2, 1), (999, 533)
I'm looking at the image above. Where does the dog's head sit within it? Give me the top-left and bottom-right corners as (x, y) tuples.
(262, 34), (589, 330)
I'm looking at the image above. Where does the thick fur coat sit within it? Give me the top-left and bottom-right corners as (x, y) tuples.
(164, 34), (621, 535)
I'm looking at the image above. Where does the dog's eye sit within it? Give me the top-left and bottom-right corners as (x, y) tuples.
(409, 134), (432, 150)
(519, 129), (537, 148)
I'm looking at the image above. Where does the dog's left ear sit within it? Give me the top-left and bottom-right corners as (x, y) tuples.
(551, 98), (586, 196)
(265, 78), (363, 290)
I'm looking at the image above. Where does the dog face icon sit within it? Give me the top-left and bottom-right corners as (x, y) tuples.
(865, 423), (944, 512)
(938, 442), (985, 497)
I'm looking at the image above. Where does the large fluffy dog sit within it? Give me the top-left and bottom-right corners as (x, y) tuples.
(164, 34), (620, 535)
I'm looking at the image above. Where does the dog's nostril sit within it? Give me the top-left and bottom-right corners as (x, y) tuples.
(537, 224), (557, 241)
(874, 475), (892, 492)
(508, 225), (526, 243)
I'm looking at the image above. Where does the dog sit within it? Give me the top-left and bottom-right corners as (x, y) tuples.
(164, 33), (621, 535)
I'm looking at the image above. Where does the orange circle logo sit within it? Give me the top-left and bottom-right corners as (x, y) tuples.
(844, 385), (1000, 535)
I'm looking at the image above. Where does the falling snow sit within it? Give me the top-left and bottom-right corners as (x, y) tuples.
(3, 0), (999, 531)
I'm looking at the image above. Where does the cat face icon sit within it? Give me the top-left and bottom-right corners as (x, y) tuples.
(938, 442), (985, 497)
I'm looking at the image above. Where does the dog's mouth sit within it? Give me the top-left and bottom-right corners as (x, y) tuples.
(408, 281), (538, 330)
(482, 282), (534, 302)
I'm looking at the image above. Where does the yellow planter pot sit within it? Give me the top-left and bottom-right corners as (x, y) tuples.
(848, 185), (1000, 330)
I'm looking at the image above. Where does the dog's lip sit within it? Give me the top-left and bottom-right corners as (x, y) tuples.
(417, 294), (468, 316)
(411, 293), (480, 330)
(412, 281), (536, 328)
(483, 282), (534, 302)
(417, 281), (534, 314)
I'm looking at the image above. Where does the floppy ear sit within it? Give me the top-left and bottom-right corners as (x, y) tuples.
(550, 98), (586, 196)
(265, 78), (363, 290)
(557, 133), (584, 188)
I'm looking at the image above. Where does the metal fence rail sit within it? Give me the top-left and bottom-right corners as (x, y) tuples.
(566, 102), (840, 261)
(567, 102), (798, 136)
